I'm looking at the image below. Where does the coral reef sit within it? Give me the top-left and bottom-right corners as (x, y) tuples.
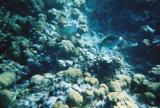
(0, 72), (16, 89)
(0, 0), (160, 107)
(107, 92), (139, 108)
(14, 68), (110, 108)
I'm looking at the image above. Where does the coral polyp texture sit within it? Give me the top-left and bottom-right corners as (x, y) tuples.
(0, 0), (160, 108)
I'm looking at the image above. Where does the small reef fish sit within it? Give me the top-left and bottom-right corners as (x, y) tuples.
(98, 35), (124, 49)
(152, 36), (160, 46)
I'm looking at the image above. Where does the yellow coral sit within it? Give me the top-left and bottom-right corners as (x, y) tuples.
(67, 90), (83, 107)
(84, 77), (99, 86)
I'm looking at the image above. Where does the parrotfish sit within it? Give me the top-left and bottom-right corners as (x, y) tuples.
(98, 35), (124, 49)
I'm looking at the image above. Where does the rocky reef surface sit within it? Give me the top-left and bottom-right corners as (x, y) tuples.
(0, 0), (160, 108)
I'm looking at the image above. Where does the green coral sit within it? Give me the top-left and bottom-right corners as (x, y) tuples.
(132, 74), (146, 86)
(84, 76), (99, 86)
(57, 68), (82, 78)
(0, 72), (16, 89)
(53, 101), (69, 108)
(146, 82), (160, 94)
(143, 92), (156, 105)
(94, 86), (108, 99)
(83, 90), (94, 101)
(30, 74), (45, 85)
(108, 74), (131, 92)
(108, 80), (122, 92)
(107, 92), (139, 108)
(67, 90), (83, 107)
(115, 74), (131, 87)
